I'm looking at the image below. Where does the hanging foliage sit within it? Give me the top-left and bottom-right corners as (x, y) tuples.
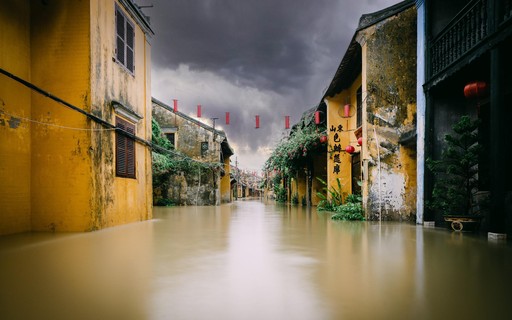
(151, 119), (222, 177)
(263, 112), (326, 175)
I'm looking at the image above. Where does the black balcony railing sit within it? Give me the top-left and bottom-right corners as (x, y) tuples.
(430, 0), (488, 76)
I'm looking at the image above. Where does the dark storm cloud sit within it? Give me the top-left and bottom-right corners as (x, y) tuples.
(146, 0), (353, 92)
(143, 0), (402, 169)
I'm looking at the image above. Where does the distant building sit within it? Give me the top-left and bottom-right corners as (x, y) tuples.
(152, 98), (234, 205)
(323, 0), (417, 220)
(0, 0), (154, 235)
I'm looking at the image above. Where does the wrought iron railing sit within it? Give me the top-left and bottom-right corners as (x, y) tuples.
(430, 0), (488, 76)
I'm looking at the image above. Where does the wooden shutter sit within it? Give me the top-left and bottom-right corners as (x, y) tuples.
(116, 8), (125, 64)
(116, 117), (136, 178)
(126, 22), (134, 72)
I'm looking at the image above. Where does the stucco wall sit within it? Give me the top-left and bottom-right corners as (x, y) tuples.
(325, 75), (363, 202)
(0, 1), (32, 235)
(30, 0), (93, 232)
(90, 0), (153, 228)
(152, 100), (224, 206)
(1, 0), (152, 235)
(362, 6), (417, 220)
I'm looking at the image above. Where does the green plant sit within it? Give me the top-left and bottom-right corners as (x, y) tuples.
(274, 184), (287, 203)
(426, 115), (481, 215)
(331, 194), (365, 221)
(316, 177), (344, 211)
(291, 193), (299, 204)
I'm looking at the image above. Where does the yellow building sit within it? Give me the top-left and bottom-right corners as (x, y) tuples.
(1, 0), (154, 235)
(323, 1), (417, 220)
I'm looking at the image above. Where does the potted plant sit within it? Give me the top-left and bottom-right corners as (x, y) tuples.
(426, 115), (483, 231)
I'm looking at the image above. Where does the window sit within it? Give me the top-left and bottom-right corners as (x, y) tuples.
(356, 86), (362, 128)
(165, 133), (175, 148)
(116, 117), (136, 178)
(115, 5), (135, 73)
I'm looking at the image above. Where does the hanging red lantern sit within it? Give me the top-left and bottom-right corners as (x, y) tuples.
(315, 111), (321, 124)
(463, 81), (487, 99)
(285, 115), (290, 129)
(345, 145), (355, 154)
(197, 104), (202, 118)
(357, 137), (363, 146)
(320, 135), (328, 144)
(225, 112), (230, 125)
(344, 104), (350, 117)
(255, 115), (260, 129)
(173, 99), (178, 112)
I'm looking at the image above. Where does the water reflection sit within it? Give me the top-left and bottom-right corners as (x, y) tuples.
(1, 200), (511, 319)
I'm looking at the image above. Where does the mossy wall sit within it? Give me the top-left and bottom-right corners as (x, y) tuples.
(362, 6), (417, 220)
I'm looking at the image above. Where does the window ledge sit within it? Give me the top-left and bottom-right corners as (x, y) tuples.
(112, 100), (143, 123)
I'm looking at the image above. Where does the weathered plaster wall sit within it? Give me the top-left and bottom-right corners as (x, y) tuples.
(362, 6), (417, 220)
(152, 101), (224, 206)
(220, 156), (232, 203)
(0, 1), (32, 235)
(325, 75), (362, 202)
(90, 0), (153, 228)
(30, 0), (93, 232)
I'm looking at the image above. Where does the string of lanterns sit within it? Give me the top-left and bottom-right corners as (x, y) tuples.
(169, 98), (364, 154)
(170, 98), (293, 130)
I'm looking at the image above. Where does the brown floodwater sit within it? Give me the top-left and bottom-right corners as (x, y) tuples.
(1, 200), (511, 319)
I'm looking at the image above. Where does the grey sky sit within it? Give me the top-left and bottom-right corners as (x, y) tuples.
(143, 0), (402, 171)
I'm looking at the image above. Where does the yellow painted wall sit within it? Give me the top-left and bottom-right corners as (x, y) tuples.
(30, 0), (93, 231)
(90, 0), (152, 227)
(221, 155), (231, 203)
(1, 0), (152, 235)
(325, 75), (362, 202)
(0, 1), (32, 235)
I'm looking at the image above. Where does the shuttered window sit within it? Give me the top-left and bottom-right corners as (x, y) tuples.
(116, 117), (136, 178)
(115, 5), (135, 74)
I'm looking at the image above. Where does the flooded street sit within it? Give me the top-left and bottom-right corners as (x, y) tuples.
(1, 200), (512, 319)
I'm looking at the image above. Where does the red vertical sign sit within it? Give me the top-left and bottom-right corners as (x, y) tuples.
(285, 115), (290, 129)
(225, 112), (230, 125)
(173, 99), (178, 112)
(255, 115), (260, 129)
(197, 104), (202, 117)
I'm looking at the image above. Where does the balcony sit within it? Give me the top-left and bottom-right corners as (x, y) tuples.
(429, 0), (512, 80)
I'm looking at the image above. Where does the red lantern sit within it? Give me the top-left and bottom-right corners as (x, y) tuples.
(357, 137), (363, 146)
(320, 135), (328, 144)
(197, 104), (202, 117)
(285, 115), (290, 129)
(315, 111), (321, 124)
(255, 115), (260, 129)
(345, 145), (355, 154)
(173, 99), (178, 112)
(464, 81), (487, 99)
(344, 104), (350, 117)
(226, 112), (230, 125)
